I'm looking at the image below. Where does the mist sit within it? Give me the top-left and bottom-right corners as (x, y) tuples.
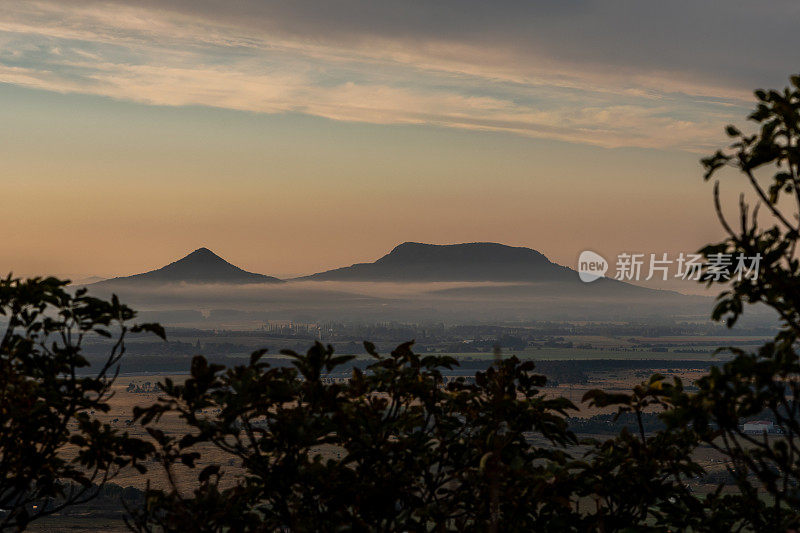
(76, 278), (726, 328)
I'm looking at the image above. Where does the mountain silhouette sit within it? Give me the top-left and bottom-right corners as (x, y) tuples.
(96, 248), (282, 285)
(295, 242), (579, 282)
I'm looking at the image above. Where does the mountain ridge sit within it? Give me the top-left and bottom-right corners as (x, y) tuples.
(89, 242), (684, 299)
(294, 241), (578, 282)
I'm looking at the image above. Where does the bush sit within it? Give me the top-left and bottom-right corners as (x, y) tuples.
(0, 276), (163, 530)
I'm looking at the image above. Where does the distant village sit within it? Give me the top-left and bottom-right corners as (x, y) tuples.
(125, 381), (162, 394)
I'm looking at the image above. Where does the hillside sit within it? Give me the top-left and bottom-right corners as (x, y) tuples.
(294, 242), (578, 282)
(95, 248), (282, 285)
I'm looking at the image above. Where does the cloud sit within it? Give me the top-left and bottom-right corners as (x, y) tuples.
(1, 0), (784, 150)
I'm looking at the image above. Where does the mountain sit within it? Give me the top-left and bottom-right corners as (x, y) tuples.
(95, 248), (282, 285)
(81, 242), (709, 325)
(295, 242), (580, 282)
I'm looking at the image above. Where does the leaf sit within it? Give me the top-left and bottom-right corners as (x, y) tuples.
(132, 322), (167, 340)
(363, 341), (379, 357)
(180, 452), (201, 468)
(725, 125), (741, 137)
(250, 348), (268, 365)
(199, 465), (220, 483)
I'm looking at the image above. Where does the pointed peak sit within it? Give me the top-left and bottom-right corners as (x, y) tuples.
(179, 247), (227, 263)
(96, 247), (284, 284)
(187, 247), (217, 256)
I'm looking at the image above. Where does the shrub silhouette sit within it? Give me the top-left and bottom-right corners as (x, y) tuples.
(0, 276), (163, 530)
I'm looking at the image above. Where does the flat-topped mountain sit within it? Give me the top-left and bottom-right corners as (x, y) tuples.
(295, 242), (578, 282)
(96, 248), (282, 285)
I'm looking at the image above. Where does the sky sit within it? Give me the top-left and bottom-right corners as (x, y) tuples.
(1, 0), (797, 280)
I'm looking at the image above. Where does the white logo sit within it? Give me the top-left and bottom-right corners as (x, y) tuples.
(578, 251), (608, 282)
(576, 251), (761, 282)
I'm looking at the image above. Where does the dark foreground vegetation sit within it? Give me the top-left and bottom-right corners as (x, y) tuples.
(6, 78), (800, 531)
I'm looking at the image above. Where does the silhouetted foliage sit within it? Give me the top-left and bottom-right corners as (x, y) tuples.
(126, 347), (707, 531)
(0, 276), (163, 530)
(681, 73), (800, 529)
(127, 343), (580, 531)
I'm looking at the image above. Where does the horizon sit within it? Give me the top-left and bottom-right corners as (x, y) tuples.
(85, 241), (574, 279)
(3, 1), (793, 281)
(76, 241), (716, 297)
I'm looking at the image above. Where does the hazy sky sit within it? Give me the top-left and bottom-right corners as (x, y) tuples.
(1, 1), (796, 279)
